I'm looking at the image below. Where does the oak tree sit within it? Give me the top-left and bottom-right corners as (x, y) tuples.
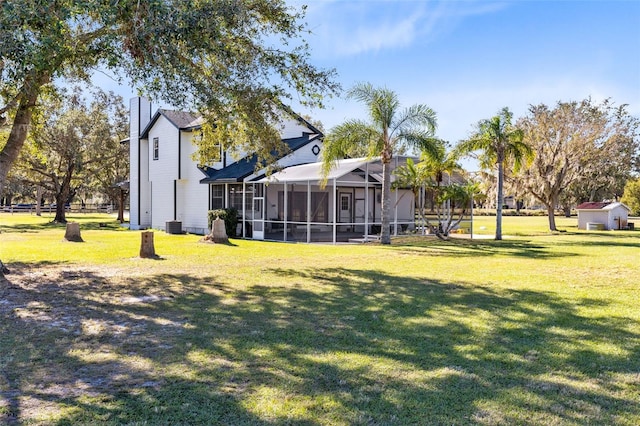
(17, 87), (127, 223)
(621, 178), (640, 216)
(0, 0), (338, 196)
(516, 99), (639, 231)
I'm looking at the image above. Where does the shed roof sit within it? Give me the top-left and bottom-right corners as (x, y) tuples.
(576, 201), (630, 211)
(576, 202), (611, 210)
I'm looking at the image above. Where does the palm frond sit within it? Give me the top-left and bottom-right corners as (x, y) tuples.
(320, 119), (379, 186)
(392, 104), (437, 137)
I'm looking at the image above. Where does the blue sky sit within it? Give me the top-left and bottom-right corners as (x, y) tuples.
(296, 0), (640, 147)
(99, 0), (639, 158)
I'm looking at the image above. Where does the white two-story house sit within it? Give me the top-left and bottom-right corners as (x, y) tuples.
(127, 97), (416, 243)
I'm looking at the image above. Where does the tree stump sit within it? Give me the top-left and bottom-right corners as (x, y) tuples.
(206, 218), (228, 243)
(139, 231), (157, 258)
(0, 260), (9, 276)
(64, 222), (83, 242)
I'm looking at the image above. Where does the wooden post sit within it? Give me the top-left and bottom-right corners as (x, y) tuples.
(64, 222), (83, 242)
(140, 231), (156, 258)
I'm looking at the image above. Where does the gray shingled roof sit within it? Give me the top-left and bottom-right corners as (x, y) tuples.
(140, 109), (203, 138)
(199, 134), (322, 183)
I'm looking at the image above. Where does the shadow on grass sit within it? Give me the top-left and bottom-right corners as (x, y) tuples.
(0, 215), (123, 233)
(551, 231), (640, 249)
(1, 265), (638, 424)
(391, 236), (578, 259)
(1, 261), (71, 273)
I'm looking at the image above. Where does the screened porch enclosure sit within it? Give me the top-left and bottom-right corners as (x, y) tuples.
(261, 183), (385, 243)
(207, 158), (416, 243)
(223, 158), (416, 243)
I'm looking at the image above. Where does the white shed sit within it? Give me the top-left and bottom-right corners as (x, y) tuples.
(575, 202), (631, 230)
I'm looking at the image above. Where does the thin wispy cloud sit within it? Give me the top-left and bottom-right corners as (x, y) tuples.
(301, 0), (509, 57)
(339, 9), (425, 55)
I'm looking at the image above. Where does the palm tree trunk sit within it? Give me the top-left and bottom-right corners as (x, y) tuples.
(495, 160), (504, 240)
(381, 159), (391, 244)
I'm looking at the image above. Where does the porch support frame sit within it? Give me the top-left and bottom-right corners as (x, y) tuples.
(332, 177), (337, 244)
(365, 162), (370, 235)
(306, 180), (311, 243)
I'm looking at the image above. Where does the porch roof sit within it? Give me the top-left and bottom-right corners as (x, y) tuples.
(258, 157), (386, 184)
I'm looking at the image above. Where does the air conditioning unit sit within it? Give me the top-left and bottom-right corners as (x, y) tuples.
(166, 221), (183, 234)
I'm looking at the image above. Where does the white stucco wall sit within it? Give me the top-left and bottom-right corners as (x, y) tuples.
(577, 205), (629, 230)
(147, 115), (180, 230)
(578, 203), (629, 230)
(278, 116), (317, 140)
(177, 131), (210, 234)
(577, 211), (604, 229)
(130, 98), (324, 235)
(394, 189), (415, 222)
(129, 97), (152, 229)
(211, 118), (318, 172)
(606, 205), (629, 230)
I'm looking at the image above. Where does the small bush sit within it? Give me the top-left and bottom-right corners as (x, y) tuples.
(208, 208), (238, 237)
(621, 178), (640, 216)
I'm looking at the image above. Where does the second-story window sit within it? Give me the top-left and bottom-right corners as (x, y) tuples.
(153, 137), (159, 160)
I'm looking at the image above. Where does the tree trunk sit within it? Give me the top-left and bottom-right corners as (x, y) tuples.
(54, 200), (67, 223)
(546, 193), (560, 231)
(417, 187), (428, 235)
(547, 205), (557, 231)
(117, 190), (127, 223)
(0, 73), (49, 273)
(0, 73), (50, 193)
(495, 159), (504, 240)
(380, 158), (392, 244)
(53, 166), (75, 223)
(35, 186), (43, 216)
(54, 181), (71, 223)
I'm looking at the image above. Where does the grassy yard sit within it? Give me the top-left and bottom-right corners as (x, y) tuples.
(0, 213), (639, 425)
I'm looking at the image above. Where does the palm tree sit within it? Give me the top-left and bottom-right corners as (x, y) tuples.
(419, 139), (461, 190)
(393, 157), (430, 233)
(394, 139), (468, 238)
(456, 107), (531, 240)
(321, 83), (438, 244)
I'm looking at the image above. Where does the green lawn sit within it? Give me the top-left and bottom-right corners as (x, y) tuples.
(1, 213), (639, 425)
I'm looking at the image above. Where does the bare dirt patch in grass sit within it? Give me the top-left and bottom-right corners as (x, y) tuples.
(0, 264), (190, 424)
